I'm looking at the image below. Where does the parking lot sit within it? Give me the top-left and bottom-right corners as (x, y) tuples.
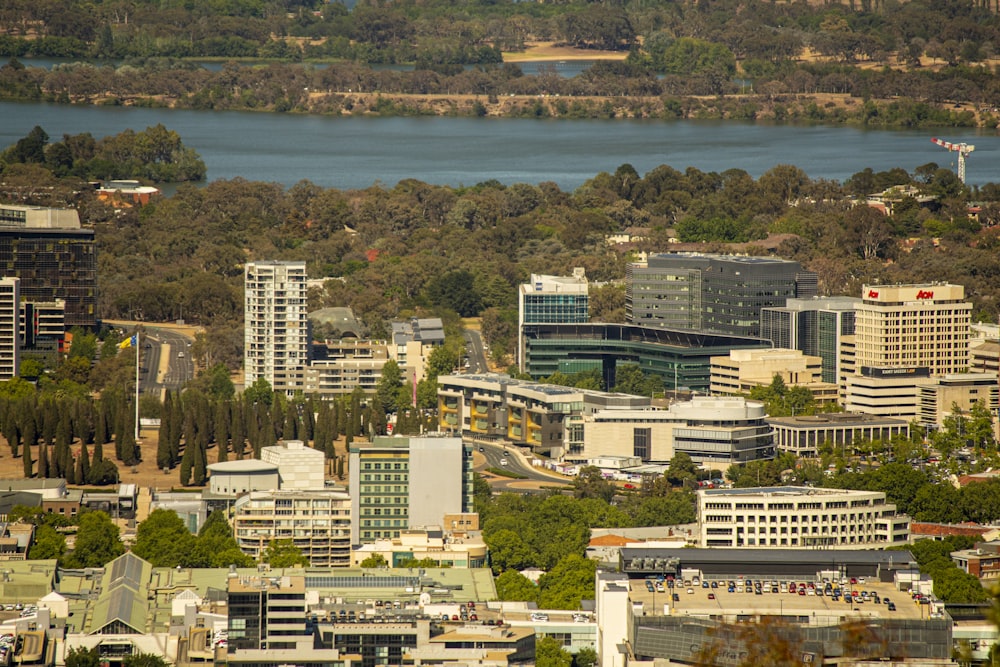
(629, 577), (931, 622)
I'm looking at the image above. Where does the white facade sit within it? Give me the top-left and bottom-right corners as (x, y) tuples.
(595, 572), (630, 667)
(261, 439), (325, 491)
(0, 278), (18, 380)
(232, 490), (351, 567)
(244, 261), (309, 393)
(565, 397), (774, 469)
(697, 486), (910, 548)
(207, 460), (280, 496)
(854, 283), (971, 375)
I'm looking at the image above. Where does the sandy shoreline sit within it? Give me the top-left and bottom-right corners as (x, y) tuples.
(502, 41), (629, 63)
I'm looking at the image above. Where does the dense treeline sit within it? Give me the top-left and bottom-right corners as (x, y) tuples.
(2, 0), (1000, 121)
(0, 56), (993, 127)
(0, 122), (205, 182)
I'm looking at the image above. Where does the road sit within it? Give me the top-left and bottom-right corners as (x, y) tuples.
(462, 329), (488, 374)
(106, 322), (196, 395)
(473, 441), (571, 491)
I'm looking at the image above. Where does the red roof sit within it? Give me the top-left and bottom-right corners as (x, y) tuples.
(588, 534), (640, 547)
(909, 522), (993, 538)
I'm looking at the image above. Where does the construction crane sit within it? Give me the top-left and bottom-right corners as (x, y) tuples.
(931, 137), (975, 184)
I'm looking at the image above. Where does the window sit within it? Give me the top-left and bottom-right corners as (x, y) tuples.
(634, 428), (651, 460)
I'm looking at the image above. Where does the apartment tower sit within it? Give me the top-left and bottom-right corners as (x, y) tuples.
(0, 278), (19, 380)
(244, 261), (309, 394)
(517, 268), (589, 370)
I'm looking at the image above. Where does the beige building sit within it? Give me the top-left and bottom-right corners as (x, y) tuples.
(260, 439), (325, 491)
(697, 486), (910, 548)
(564, 396), (774, 469)
(244, 261), (309, 394)
(853, 283), (970, 374)
(303, 339), (389, 396)
(350, 526), (488, 568)
(768, 413), (911, 458)
(232, 489), (351, 567)
(710, 348), (839, 404)
(919, 373), (999, 429)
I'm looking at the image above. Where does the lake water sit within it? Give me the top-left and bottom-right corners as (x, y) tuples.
(0, 100), (995, 191)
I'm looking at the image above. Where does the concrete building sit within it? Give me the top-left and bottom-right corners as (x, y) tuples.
(697, 486), (910, 548)
(520, 323), (770, 391)
(517, 268), (589, 369)
(350, 527), (488, 568)
(232, 490), (351, 567)
(626, 253), (817, 337)
(610, 549), (954, 666)
(710, 347), (839, 404)
(919, 373), (999, 430)
(349, 435), (474, 546)
(389, 317), (446, 382)
(760, 296), (859, 383)
(207, 460), (280, 496)
(564, 396), (774, 468)
(768, 413), (911, 458)
(0, 278), (19, 380)
(260, 439), (325, 491)
(437, 373), (648, 451)
(854, 283), (971, 374)
(244, 261), (309, 394)
(304, 339), (388, 395)
(0, 205), (97, 329)
(227, 574), (318, 653)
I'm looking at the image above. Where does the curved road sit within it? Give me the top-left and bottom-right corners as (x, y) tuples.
(473, 441), (571, 491)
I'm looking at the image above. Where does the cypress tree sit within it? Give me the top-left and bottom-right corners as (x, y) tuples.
(284, 406), (298, 442)
(193, 441), (207, 485)
(79, 443), (90, 482)
(215, 400), (230, 453)
(37, 443), (48, 479)
(21, 442), (31, 478)
(65, 454), (76, 484)
(230, 400), (246, 459)
(94, 410), (108, 446)
(271, 398), (285, 441)
(179, 444), (193, 486)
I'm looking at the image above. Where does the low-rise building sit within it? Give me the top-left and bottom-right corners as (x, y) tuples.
(389, 317), (446, 382)
(952, 541), (1000, 580)
(768, 412), (911, 458)
(564, 396), (774, 469)
(232, 489), (351, 567)
(207, 460), (280, 497)
(350, 527), (487, 568)
(260, 439), (325, 491)
(303, 339), (388, 396)
(697, 486), (910, 548)
(710, 348), (839, 404)
(437, 373), (647, 452)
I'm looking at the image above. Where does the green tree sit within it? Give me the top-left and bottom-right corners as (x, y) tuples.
(538, 554), (597, 610)
(122, 654), (170, 667)
(495, 569), (538, 602)
(667, 452), (698, 486)
(131, 509), (196, 567)
(28, 524), (66, 560)
(262, 539), (309, 567)
(536, 637), (573, 667)
(65, 647), (100, 667)
(189, 510), (254, 568)
(360, 553), (389, 568)
(375, 359), (403, 415)
(572, 466), (616, 503)
(64, 511), (125, 568)
(573, 647), (598, 667)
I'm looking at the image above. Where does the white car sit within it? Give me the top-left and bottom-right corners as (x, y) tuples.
(499, 458), (508, 466)
(530, 613), (549, 622)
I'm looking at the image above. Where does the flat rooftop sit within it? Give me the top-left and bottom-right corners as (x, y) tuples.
(630, 578), (928, 624)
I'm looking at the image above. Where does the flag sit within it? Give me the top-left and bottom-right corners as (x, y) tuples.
(118, 334), (137, 349)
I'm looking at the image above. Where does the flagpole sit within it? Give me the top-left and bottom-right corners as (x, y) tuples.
(134, 334), (140, 440)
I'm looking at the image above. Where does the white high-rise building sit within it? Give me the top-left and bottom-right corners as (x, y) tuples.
(0, 278), (19, 380)
(244, 261), (309, 394)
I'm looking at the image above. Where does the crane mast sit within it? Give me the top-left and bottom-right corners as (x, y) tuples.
(930, 137), (975, 184)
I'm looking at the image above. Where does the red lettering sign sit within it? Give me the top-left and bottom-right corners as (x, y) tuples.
(867, 290), (879, 298)
(915, 290), (934, 299)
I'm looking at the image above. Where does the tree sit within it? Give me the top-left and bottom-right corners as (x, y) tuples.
(667, 452), (697, 486)
(262, 539), (309, 567)
(360, 553), (388, 568)
(538, 554), (597, 609)
(375, 359), (403, 415)
(131, 509), (195, 567)
(536, 637), (573, 667)
(189, 510), (254, 568)
(573, 647), (598, 667)
(122, 654), (169, 667)
(495, 569), (538, 602)
(64, 511), (125, 568)
(65, 647), (100, 667)
(572, 466), (616, 503)
(28, 524), (66, 560)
